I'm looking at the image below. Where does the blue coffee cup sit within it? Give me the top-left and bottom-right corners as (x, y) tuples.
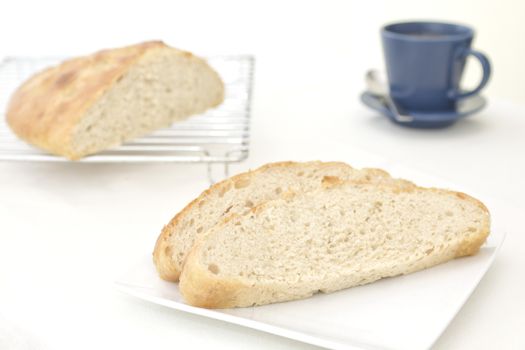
(381, 21), (491, 111)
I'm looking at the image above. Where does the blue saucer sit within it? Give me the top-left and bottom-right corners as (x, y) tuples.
(360, 91), (487, 128)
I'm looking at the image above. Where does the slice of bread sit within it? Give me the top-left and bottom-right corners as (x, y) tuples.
(179, 177), (490, 308)
(6, 41), (224, 159)
(153, 161), (407, 282)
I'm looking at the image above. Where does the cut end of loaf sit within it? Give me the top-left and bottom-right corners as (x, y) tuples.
(6, 41), (224, 160)
(69, 47), (224, 159)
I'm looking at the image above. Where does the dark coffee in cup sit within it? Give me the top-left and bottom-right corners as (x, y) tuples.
(405, 32), (447, 39)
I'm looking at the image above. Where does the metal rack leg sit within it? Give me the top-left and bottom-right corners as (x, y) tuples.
(207, 162), (230, 185)
(224, 162), (230, 179)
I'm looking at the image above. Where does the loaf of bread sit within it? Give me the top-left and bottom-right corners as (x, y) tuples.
(179, 173), (490, 308)
(6, 41), (224, 159)
(153, 161), (408, 282)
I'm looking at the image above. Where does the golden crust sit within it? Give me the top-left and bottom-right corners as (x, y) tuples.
(152, 161), (354, 281)
(6, 41), (168, 159)
(450, 191), (491, 256)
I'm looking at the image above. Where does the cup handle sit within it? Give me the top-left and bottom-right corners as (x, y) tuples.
(448, 48), (491, 100)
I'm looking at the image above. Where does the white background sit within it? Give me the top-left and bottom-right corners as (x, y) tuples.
(1, 1), (525, 350)
(1, 0), (524, 103)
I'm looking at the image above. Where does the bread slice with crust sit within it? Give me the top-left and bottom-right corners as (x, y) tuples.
(6, 41), (224, 159)
(153, 161), (406, 282)
(179, 177), (490, 308)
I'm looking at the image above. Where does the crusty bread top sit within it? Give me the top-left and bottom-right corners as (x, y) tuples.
(5, 41), (194, 157)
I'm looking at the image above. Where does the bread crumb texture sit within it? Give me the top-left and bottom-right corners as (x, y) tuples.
(6, 41), (224, 159)
(180, 180), (489, 308)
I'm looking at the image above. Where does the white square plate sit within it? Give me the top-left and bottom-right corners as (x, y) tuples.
(115, 167), (505, 350)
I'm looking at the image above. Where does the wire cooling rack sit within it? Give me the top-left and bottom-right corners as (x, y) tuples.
(0, 55), (254, 183)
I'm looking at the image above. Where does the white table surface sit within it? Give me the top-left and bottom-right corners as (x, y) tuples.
(1, 70), (525, 349)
